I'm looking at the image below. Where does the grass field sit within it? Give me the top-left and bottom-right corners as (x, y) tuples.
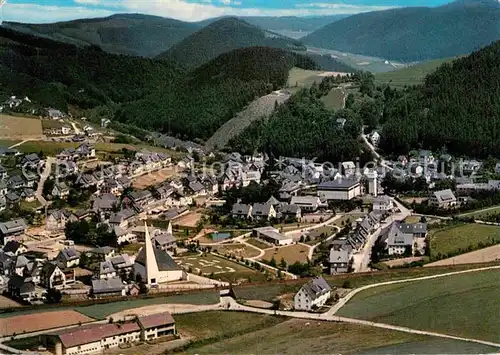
(430, 223), (500, 257)
(287, 67), (325, 88)
(186, 317), (497, 354)
(0, 114), (42, 139)
(261, 244), (310, 264)
(458, 205), (500, 219)
(175, 254), (266, 283)
(321, 87), (345, 110)
(41, 119), (65, 130)
(213, 243), (261, 258)
(245, 237), (271, 250)
(337, 269), (500, 342)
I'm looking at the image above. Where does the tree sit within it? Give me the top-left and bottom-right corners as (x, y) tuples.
(342, 280), (352, 289)
(46, 288), (62, 304)
(279, 257), (287, 270)
(269, 256), (277, 268)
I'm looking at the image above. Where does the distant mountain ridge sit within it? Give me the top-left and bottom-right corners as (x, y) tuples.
(157, 17), (306, 69)
(302, 0), (500, 61)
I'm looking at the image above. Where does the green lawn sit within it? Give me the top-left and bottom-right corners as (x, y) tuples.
(245, 238), (270, 250)
(374, 57), (458, 88)
(337, 269), (500, 342)
(321, 87), (345, 110)
(287, 67), (324, 88)
(458, 205), (500, 219)
(430, 223), (500, 257)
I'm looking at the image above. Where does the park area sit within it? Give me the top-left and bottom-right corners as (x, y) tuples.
(175, 253), (267, 283)
(261, 244), (309, 265)
(0, 114), (43, 140)
(429, 223), (500, 258)
(337, 268), (500, 342)
(181, 313), (496, 355)
(213, 243), (261, 259)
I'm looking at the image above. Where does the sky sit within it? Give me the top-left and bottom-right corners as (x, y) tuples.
(1, 0), (456, 23)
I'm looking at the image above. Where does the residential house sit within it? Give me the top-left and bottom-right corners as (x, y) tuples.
(108, 254), (134, 278)
(231, 203), (252, 219)
(202, 176), (219, 196)
(398, 222), (428, 239)
(380, 222), (423, 256)
(47, 108), (64, 119)
(241, 171), (261, 187)
(76, 143), (96, 159)
(20, 153), (41, 169)
(154, 185), (174, 200)
(429, 189), (457, 208)
(52, 182), (70, 199)
(91, 246), (116, 260)
(342, 161), (357, 176)
(0, 181), (7, 196)
(0, 219), (27, 245)
(290, 196), (323, 212)
(128, 190), (154, 208)
(294, 277), (332, 311)
(278, 204), (302, 221)
(21, 188), (36, 202)
(22, 171), (38, 188)
(92, 193), (118, 217)
(251, 203), (276, 221)
(3, 240), (27, 256)
(9, 255), (29, 276)
(56, 160), (78, 177)
(57, 148), (78, 161)
(8, 175), (25, 190)
(78, 174), (97, 188)
(0, 195), (5, 212)
(370, 131), (380, 146)
(97, 260), (117, 280)
(5, 192), (21, 207)
(8, 275), (36, 301)
(56, 248), (81, 268)
(372, 195), (393, 212)
(46, 210), (77, 231)
(461, 160), (482, 174)
(108, 209), (135, 229)
(329, 243), (353, 274)
(153, 224), (176, 252)
(279, 181), (302, 201)
(0, 165), (7, 180)
(40, 263), (67, 289)
(91, 277), (126, 298)
(187, 181), (206, 196)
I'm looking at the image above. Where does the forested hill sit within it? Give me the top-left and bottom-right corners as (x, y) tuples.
(2, 14), (200, 57)
(0, 27), (182, 112)
(156, 17), (306, 69)
(381, 40), (500, 157)
(302, 0), (500, 62)
(117, 47), (318, 141)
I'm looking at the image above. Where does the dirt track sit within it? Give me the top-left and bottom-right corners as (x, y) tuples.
(425, 244), (500, 267)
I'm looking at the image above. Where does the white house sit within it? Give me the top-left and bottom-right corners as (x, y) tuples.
(372, 195), (393, 212)
(294, 277), (332, 311)
(429, 189), (457, 208)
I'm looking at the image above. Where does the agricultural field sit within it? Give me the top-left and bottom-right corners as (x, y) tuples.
(41, 119), (65, 130)
(426, 244), (500, 267)
(374, 57), (457, 88)
(213, 243), (261, 259)
(430, 223), (500, 258)
(337, 269), (500, 342)
(261, 244), (310, 264)
(175, 253), (267, 283)
(321, 87), (345, 110)
(0, 114), (43, 139)
(185, 317), (495, 355)
(132, 167), (176, 189)
(458, 205), (500, 219)
(0, 310), (93, 336)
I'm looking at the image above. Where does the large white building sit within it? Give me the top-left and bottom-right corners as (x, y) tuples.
(317, 178), (361, 201)
(294, 277), (332, 311)
(253, 227), (293, 246)
(134, 223), (185, 286)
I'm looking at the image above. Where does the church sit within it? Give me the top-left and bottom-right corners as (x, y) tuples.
(134, 222), (185, 285)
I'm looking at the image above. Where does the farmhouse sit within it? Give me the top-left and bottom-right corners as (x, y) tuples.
(253, 227), (293, 246)
(317, 178), (361, 201)
(294, 277), (332, 311)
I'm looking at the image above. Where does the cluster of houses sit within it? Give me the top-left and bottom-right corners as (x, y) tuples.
(380, 221), (428, 256)
(0, 149), (43, 211)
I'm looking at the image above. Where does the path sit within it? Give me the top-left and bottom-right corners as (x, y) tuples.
(70, 121), (82, 135)
(36, 156), (55, 206)
(8, 139), (31, 149)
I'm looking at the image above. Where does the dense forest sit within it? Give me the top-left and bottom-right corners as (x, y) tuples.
(228, 76), (365, 162)
(380, 40), (500, 158)
(157, 17), (306, 69)
(0, 27), (182, 111)
(303, 0), (500, 61)
(3, 14), (201, 57)
(116, 47), (318, 141)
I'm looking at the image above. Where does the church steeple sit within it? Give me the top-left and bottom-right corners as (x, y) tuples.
(144, 222), (159, 285)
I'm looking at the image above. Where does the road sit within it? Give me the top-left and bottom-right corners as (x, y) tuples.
(8, 139), (31, 149)
(70, 121), (82, 135)
(35, 156), (55, 206)
(352, 199), (411, 272)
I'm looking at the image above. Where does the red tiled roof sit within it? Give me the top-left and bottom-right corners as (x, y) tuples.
(53, 322), (140, 348)
(138, 312), (175, 329)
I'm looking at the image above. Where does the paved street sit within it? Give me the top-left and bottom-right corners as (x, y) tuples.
(35, 156), (55, 206)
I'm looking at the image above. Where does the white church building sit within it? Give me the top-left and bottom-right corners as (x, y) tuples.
(134, 223), (185, 286)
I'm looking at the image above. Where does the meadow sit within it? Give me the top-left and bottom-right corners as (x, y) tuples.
(337, 269), (500, 342)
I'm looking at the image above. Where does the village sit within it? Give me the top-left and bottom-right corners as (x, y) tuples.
(1, 102), (500, 355)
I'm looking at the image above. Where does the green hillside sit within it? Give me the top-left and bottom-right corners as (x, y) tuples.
(241, 15), (349, 33)
(381, 40), (500, 158)
(0, 26), (182, 112)
(157, 17), (306, 69)
(3, 14), (201, 57)
(302, 0), (500, 62)
(374, 57), (458, 87)
(117, 47), (318, 141)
